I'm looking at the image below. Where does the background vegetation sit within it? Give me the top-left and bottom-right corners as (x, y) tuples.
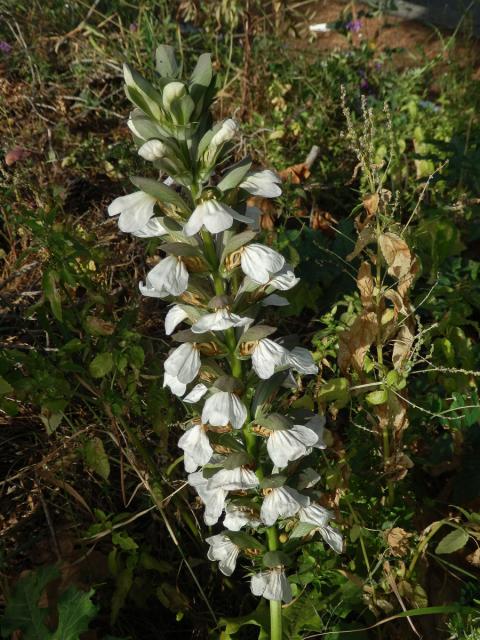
(1, 0), (480, 638)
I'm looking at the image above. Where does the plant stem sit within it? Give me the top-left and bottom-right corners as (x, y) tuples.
(266, 526), (282, 640)
(375, 222), (394, 507)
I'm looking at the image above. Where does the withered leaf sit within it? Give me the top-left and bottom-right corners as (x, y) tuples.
(338, 312), (378, 373)
(379, 232), (411, 279)
(357, 262), (374, 310)
(384, 452), (414, 481)
(392, 319), (415, 371)
(385, 527), (412, 557)
(363, 193), (379, 217)
(347, 226), (376, 262)
(384, 289), (408, 316)
(397, 256), (420, 300)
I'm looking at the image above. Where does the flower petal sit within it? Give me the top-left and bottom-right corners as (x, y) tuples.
(163, 372), (186, 396)
(108, 191), (156, 233)
(164, 342), (200, 384)
(240, 170), (282, 198)
(183, 383), (208, 403)
(178, 424), (213, 470)
(241, 244), (285, 284)
(165, 305), (189, 335)
(131, 217), (168, 238)
(252, 339), (289, 380)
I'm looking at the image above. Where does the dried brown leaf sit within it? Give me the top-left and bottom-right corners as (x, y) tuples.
(346, 226), (376, 262)
(338, 312), (378, 373)
(385, 452), (414, 481)
(379, 232), (412, 279)
(385, 527), (412, 557)
(363, 193), (379, 217)
(397, 256), (420, 300)
(384, 289), (408, 316)
(392, 319), (415, 371)
(357, 261), (375, 310)
(466, 548), (480, 567)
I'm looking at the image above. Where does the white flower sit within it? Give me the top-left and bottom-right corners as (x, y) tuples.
(286, 347), (318, 376)
(184, 199), (251, 237)
(223, 503), (261, 531)
(240, 170), (282, 198)
(131, 217), (168, 238)
(140, 255), (189, 298)
(202, 391), (247, 430)
(266, 424), (319, 468)
(298, 504), (343, 554)
(138, 139), (169, 161)
(165, 305), (188, 335)
(206, 534), (240, 576)
(164, 342), (200, 385)
(178, 423), (213, 472)
(240, 244), (285, 284)
(260, 486), (310, 526)
(251, 338), (290, 379)
(210, 119), (238, 148)
(267, 265), (300, 291)
(108, 191), (156, 233)
(163, 372), (186, 397)
(188, 471), (227, 526)
(207, 467), (259, 491)
(192, 309), (252, 334)
(250, 568), (292, 603)
(183, 383), (208, 403)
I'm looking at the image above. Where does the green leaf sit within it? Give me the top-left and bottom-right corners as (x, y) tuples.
(84, 437), (110, 480)
(217, 157), (252, 192)
(156, 45), (179, 78)
(1, 565), (59, 639)
(51, 587), (98, 640)
(190, 53), (212, 92)
(43, 270), (62, 321)
(365, 389), (388, 405)
(123, 64), (163, 120)
(224, 531), (264, 550)
(435, 528), (469, 554)
(0, 375), (13, 396)
(89, 352), (114, 378)
(289, 521), (318, 540)
(130, 176), (189, 213)
(317, 378), (350, 409)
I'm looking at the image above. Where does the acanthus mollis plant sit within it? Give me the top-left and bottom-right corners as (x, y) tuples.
(108, 45), (343, 639)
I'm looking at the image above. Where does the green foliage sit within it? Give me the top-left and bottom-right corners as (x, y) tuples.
(0, 566), (98, 640)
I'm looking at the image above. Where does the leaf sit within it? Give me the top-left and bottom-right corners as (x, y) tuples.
(225, 531), (264, 550)
(289, 521), (318, 539)
(357, 261), (374, 310)
(43, 270), (62, 321)
(51, 587), (98, 640)
(217, 157), (253, 192)
(0, 375), (13, 395)
(435, 528), (469, 554)
(83, 437), (110, 480)
(317, 378), (350, 409)
(189, 53), (212, 89)
(346, 226), (376, 262)
(110, 564), (134, 625)
(392, 320), (415, 371)
(378, 232), (412, 280)
(365, 389), (388, 405)
(130, 176), (189, 213)
(155, 44), (179, 78)
(0, 565), (59, 639)
(123, 64), (163, 120)
(338, 312), (378, 374)
(363, 193), (379, 216)
(89, 352), (114, 378)
(84, 316), (115, 336)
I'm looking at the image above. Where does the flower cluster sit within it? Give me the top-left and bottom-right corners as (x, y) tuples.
(109, 45), (342, 609)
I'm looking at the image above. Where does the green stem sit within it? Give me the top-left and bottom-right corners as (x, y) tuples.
(266, 526), (282, 640)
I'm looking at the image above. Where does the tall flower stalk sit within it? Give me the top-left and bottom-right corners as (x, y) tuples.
(109, 45), (343, 639)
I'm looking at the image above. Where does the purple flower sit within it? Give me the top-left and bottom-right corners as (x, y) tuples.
(346, 19), (362, 33)
(0, 41), (12, 55)
(360, 78), (370, 91)
(129, 22), (138, 32)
